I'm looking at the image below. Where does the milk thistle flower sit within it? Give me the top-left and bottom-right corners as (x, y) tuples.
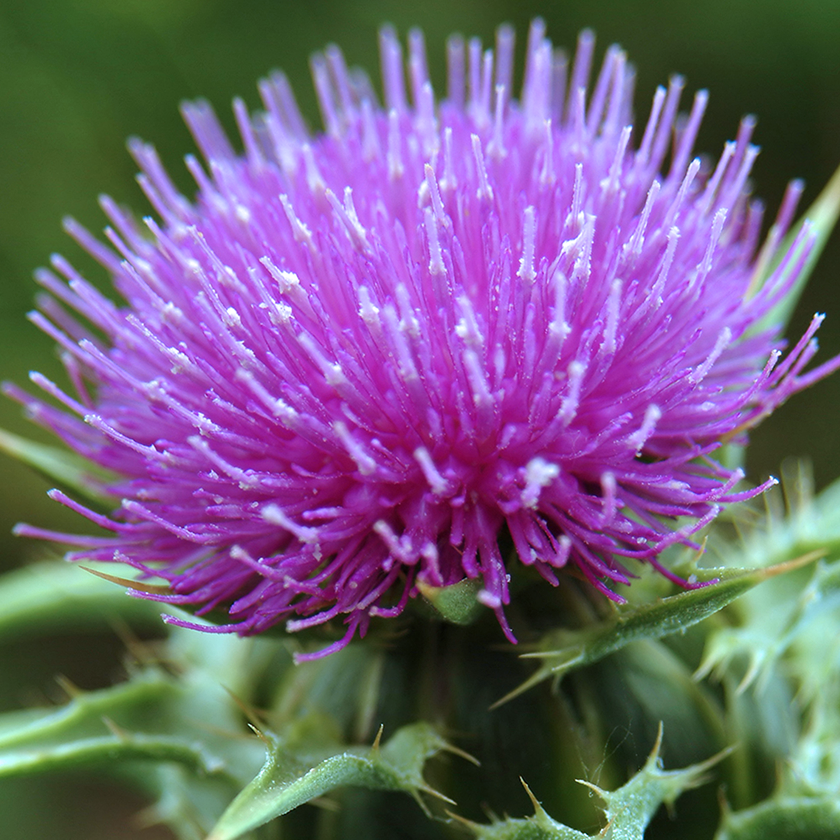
(8, 21), (839, 657)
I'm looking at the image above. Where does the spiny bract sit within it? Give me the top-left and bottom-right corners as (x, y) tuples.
(9, 21), (839, 657)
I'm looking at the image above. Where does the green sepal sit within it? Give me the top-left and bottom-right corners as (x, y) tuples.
(497, 557), (817, 705)
(0, 426), (117, 507)
(207, 720), (469, 840)
(458, 726), (726, 839)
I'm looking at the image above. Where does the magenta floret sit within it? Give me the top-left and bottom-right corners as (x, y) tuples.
(9, 22), (840, 656)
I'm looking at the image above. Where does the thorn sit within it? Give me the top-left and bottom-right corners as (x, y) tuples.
(307, 796), (342, 813)
(419, 784), (456, 805)
(690, 742), (737, 776)
(108, 616), (162, 669)
(489, 668), (549, 709)
(735, 652), (764, 695)
(575, 778), (608, 800)
(102, 715), (130, 740)
(54, 674), (84, 699)
(247, 722), (273, 749)
(132, 803), (166, 830)
(520, 778), (545, 815)
(372, 723), (384, 752)
(443, 742), (480, 766)
(443, 809), (479, 828)
(651, 720), (665, 758)
(761, 547), (826, 578)
(80, 565), (171, 595)
(717, 785), (732, 817)
(410, 789), (433, 818)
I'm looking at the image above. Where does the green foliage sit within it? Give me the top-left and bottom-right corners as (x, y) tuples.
(494, 558), (816, 706)
(208, 721), (468, 840)
(458, 728), (726, 840)
(0, 670), (258, 780)
(0, 560), (162, 638)
(0, 657), (268, 836)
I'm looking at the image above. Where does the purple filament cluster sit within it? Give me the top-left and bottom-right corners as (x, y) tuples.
(8, 21), (839, 657)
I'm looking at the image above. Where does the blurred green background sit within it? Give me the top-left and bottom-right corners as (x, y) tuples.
(0, 0), (838, 836)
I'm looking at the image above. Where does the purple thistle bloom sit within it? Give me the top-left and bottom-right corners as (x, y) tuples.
(8, 21), (840, 657)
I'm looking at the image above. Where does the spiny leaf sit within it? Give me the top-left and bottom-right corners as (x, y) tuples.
(495, 555), (821, 706)
(693, 470), (840, 692)
(0, 729), (229, 778)
(589, 725), (728, 839)
(0, 615), (285, 840)
(731, 467), (840, 575)
(207, 721), (468, 840)
(458, 726), (727, 839)
(450, 803), (590, 840)
(0, 670), (261, 783)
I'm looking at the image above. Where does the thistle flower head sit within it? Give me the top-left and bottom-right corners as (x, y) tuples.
(9, 21), (839, 657)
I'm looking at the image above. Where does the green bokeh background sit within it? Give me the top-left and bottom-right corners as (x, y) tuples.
(0, 0), (838, 837)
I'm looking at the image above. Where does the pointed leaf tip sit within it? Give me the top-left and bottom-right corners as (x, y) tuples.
(495, 557), (820, 706)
